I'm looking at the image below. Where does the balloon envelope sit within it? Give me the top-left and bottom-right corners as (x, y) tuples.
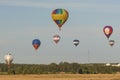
(32, 39), (41, 50)
(53, 35), (60, 44)
(103, 26), (113, 39)
(51, 8), (69, 30)
(73, 39), (79, 46)
(109, 40), (115, 46)
(4, 54), (13, 68)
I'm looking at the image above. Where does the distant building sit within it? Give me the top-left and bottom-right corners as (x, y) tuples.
(112, 63), (120, 67)
(106, 63), (120, 67)
(106, 63), (110, 66)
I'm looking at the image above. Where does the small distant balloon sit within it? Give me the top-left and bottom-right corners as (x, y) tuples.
(4, 54), (13, 68)
(32, 39), (41, 50)
(53, 35), (60, 44)
(73, 39), (79, 46)
(109, 40), (115, 47)
(51, 8), (69, 31)
(103, 25), (113, 39)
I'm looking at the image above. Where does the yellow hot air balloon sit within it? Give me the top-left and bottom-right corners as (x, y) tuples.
(51, 8), (69, 31)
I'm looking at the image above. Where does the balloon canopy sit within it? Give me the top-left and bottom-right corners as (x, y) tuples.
(4, 54), (13, 68)
(53, 35), (60, 44)
(32, 39), (41, 50)
(103, 26), (113, 39)
(109, 40), (115, 47)
(73, 39), (79, 46)
(51, 8), (69, 30)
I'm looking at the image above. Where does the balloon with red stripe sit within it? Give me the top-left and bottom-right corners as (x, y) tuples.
(53, 35), (60, 44)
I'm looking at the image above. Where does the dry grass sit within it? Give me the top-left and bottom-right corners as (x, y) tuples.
(0, 74), (120, 80)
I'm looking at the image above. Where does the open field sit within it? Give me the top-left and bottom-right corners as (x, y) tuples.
(1, 74), (120, 80)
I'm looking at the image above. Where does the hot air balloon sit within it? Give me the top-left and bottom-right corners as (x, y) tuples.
(53, 35), (60, 44)
(4, 54), (13, 68)
(109, 40), (115, 46)
(51, 8), (69, 30)
(73, 39), (79, 46)
(32, 39), (41, 50)
(103, 26), (113, 39)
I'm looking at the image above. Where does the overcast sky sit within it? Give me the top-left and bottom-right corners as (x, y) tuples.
(0, 0), (120, 64)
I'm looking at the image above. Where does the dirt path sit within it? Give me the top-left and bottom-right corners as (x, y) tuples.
(0, 74), (120, 80)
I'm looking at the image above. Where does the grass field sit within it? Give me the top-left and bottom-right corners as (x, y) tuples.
(0, 74), (120, 80)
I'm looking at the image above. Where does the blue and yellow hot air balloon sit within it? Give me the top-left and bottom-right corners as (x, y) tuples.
(51, 8), (69, 30)
(32, 39), (41, 50)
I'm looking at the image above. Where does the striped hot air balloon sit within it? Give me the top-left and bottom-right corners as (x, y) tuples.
(53, 35), (60, 44)
(73, 39), (79, 46)
(51, 8), (69, 31)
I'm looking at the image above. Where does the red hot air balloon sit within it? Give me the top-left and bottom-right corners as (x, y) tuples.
(32, 39), (41, 50)
(103, 26), (113, 39)
(53, 35), (60, 44)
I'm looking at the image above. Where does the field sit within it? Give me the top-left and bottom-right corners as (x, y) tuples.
(1, 74), (120, 80)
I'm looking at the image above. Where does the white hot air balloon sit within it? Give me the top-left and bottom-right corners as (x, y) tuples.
(4, 54), (13, 68)
(53, 35), (60, 44)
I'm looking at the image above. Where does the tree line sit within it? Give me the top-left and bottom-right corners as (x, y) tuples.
(0, 62), (120, 74)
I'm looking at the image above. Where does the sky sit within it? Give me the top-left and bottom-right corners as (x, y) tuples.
(0, 0), (120, 64)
